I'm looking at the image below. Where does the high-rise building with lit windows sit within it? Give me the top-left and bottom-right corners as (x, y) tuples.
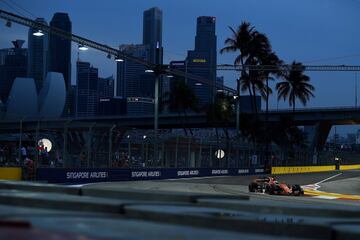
(186, 16), (217, 106)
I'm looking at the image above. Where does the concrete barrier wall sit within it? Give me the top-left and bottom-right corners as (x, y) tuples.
(340, 164), (360, 170)
(271, 166), (335, 175)
(0, 167), (22, 180)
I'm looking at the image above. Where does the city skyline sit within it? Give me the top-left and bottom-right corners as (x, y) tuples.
(0, 0), (360, 134)
(1, 1), (359, 102)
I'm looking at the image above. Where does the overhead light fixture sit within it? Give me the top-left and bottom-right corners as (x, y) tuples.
(115, 56), (124, 62)
(78, 44), (88, 51)
(145, 69), (154, 73)
(33, 30), (44, 37)
(217, 89), (224, 92)
(195, 82), (202, 86)
(233, 95), (239, 99)
(5, 20), (11, 28)
(166, 74), (173, 78)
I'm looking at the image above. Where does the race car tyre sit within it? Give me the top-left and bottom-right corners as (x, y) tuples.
(292, 185), (304, 196)
(265, 185), (275, 195)
(248, 182), (258, 192)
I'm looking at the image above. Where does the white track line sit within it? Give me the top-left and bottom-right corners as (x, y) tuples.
(303, 173), (343, 191)
(315, 173), (343, 185)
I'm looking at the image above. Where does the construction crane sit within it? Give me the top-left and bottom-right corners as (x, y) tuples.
(1, 8), (359, 90)
(217, 64), (360, 72)
(0, 8), (237, 94)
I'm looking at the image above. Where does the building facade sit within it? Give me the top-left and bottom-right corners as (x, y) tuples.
(48, 12), (72, 90)
(0, 40), (27, 103)
(28, 18), (48, 92)
(186, 16), (217, 107)
(143, 7), (163, 64)
(98, 75), (114, 99)
(116, 44), (151, 98)
(76, 61), (98, 117)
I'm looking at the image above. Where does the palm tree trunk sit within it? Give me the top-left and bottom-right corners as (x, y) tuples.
(252, 83), (258, 114)
(248, 88), (254, 112)
(292, 94), (296, 116)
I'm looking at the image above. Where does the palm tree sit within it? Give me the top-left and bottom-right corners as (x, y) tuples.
(164, 80), (199, 135)
(205, 92), (235, 167)
(276, 61), (315, 113)
(220, 22), (254, 133)
(221, 23), (273, 114)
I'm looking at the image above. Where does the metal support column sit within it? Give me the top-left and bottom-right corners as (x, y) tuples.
(161, 143), (165, 167)
(108, 124), (116, 167)
(187, 137), (191, 167)
(154, 74), (159, 166)
(209, 146), (213, 168)
(63, 121), (69, 168)
(87, 124), (95, 168)
(34, 120), (40, 167)
(18, 119), (23, 165)
(175, 135), (178, 168)
(199, 138), (202, 168)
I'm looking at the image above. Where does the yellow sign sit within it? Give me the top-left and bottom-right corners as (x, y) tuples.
(192, 59), (207, 63)
(0, 167), (22, 180)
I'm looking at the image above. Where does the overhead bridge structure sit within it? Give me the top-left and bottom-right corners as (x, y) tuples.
(1, 107), (360, 150)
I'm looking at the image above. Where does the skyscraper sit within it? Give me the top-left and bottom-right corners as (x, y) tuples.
(186, 16), (217, 107)
(0, 40), (27, 103)
(28, 18), (48, 92)
(48, 12), (72, 90)
(116, 7), (164, 115)
(98, 75), (114, 99)
(116, 44), (151, 98)
(76, 61), (98, 117)
(143, 7), (163, 64)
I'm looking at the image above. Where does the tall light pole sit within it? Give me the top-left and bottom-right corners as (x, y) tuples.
(235, 78), (240, 137)
(152, 42), (165, 166)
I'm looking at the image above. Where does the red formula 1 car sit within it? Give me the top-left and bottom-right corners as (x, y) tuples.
(248, 176), (304, 196)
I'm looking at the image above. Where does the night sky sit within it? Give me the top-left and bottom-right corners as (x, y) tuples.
(1, 0), (360, 134)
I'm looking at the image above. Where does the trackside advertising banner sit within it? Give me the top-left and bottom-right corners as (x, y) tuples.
(36, 167), (266, 183)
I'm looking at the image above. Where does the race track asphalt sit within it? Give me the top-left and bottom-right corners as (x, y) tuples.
(0, 170), (359, 239)
(165, 170), (360, 189)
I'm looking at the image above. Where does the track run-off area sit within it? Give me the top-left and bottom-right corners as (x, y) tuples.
(167, 169), (360, 202)
(0, 169), (359, 239)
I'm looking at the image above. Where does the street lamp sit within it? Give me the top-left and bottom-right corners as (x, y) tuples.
(78, 44), (88, 51)
(33, 30), (44, 37)
(115, 56), (124, 62)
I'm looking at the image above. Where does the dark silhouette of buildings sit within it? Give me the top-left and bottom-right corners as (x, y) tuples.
(0, 40), (27, 103)
(48, 12), (72, 90)
(98, 97), (126, 116)
(98, 75), (115, 99)
(186, 16), (217, 107)
(116, 7), (164, 115)
(28, 18), (48, 92)
(116, 44), (151, 98)
(143, 7), (163, 64)
(76, 61), (98, 117)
